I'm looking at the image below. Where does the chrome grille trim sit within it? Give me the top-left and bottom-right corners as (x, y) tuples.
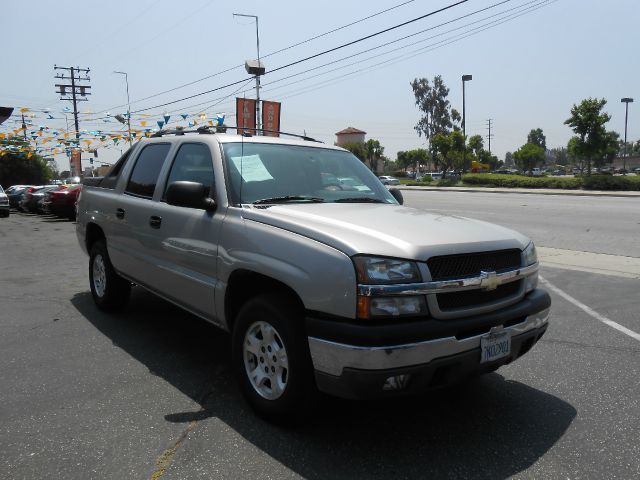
(357, 263), (538, 297)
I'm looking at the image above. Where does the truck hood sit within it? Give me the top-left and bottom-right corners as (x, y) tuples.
(241, 203), (530, 260)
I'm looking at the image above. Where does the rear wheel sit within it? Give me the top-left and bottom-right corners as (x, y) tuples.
(89, 240), (131, 311)
(232, 294), (315, 423)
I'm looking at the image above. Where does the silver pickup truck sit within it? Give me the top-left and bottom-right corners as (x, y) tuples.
(77, 128), (550, 422)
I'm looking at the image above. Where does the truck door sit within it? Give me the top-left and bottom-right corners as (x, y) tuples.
(144, 142), (222, 319)
(116, 142), (172, 289)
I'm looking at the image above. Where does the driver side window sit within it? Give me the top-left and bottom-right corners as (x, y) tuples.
(163, 143), (215, 201)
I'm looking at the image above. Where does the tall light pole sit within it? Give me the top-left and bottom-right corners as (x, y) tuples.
(234, 13), (263, 134)
(462, 74), (472, 172)
(621, 97), (633, 174)
(114, 71), (132, 146)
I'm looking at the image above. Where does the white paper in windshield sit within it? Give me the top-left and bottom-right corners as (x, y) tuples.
(231, 155), (274, 182)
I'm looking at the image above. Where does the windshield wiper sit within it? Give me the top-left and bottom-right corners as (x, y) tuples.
(252, 195), (326, 205)
(334, 197), (386, 203)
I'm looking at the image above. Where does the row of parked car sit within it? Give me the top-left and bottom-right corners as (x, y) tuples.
(1, 182), (82, 220)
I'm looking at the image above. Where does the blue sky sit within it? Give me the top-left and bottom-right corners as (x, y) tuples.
(3, 0), (639, 172)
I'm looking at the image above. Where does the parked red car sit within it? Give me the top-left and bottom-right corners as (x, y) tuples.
(43, 185), (82, 220)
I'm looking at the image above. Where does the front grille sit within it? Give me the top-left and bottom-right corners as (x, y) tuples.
(436, 280), (522, 311)
(427, 249), (522, 281)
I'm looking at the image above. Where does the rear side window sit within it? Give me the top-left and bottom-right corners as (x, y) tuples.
(100, 148), (132, 189)
(125, 144), (171, 198)
(163, 143), (214, 200)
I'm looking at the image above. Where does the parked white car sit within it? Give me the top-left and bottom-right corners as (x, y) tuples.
(378, 175), (400, 185)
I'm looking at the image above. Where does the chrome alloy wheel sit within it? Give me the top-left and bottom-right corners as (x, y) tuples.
(243, 321), (289, 400)
(92, 254), (107, 298)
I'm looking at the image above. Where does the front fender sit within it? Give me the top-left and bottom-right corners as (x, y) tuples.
(216, 211), (357, 324)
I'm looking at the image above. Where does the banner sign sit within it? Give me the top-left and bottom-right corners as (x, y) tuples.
(236, 98), (256, 134)
(261, 101), (281, 137)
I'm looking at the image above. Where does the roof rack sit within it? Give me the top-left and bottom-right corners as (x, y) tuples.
(150, 125), (321, 143)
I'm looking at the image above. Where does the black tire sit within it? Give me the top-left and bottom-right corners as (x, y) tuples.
(232, 294), (315, 423)
(89, 240), (131, 311)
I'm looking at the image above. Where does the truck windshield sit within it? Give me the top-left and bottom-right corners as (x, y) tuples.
(222, 142), (396, 205)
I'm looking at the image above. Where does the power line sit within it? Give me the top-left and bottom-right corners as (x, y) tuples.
(87, 0), (546, 122)
(268, 0), (470, 75)
(106, 0), (419, 110)
(272, 0), (556, 103)
(261, 0), (535, 95)
(123, 0), (471, 114)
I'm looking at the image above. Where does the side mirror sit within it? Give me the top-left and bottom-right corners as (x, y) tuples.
(389, 188), (403, 205)
(166, 181), (216, 212)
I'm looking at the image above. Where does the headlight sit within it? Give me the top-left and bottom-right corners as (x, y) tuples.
(354, 256), (426, 319)
(523, 242), (538, 293)
(523, 242), (537, 266)
(353, 256), (421, 285)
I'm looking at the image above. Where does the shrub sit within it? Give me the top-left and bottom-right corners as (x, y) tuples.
(437, 177), (460, 187)
(462, 173), (580, 189)
(581, 175), (640, 191)
(462, 173), (640, 191)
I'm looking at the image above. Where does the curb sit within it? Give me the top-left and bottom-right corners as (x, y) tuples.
(398, 186), (640, 198)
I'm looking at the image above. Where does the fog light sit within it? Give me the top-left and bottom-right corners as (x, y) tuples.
(382, 374), (411, 391)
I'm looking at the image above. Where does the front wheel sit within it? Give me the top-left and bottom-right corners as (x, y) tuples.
(232, 294), (315, 423)
(89, 240), (131, 311)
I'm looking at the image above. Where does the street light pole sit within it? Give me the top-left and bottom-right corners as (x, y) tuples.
(114, 71), (132, 146)
(234, 13), (262, 133)
(462, 74), (472, 172)
(621, 97), (633, 174)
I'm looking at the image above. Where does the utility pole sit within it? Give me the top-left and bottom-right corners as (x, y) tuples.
(486, 118), (494, 154)
(55, 65), (91, 175)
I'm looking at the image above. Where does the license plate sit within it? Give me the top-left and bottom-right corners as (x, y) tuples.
(480, 329), (511, 363)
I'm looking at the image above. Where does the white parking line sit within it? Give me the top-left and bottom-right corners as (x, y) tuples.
(540, 276), (640, 342)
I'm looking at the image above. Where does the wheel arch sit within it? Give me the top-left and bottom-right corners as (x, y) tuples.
(224, 269), (304, 333)
(86, 222), (106, 252)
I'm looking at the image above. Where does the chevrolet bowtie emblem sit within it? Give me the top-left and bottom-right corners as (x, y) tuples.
(479, 271), (500, 291)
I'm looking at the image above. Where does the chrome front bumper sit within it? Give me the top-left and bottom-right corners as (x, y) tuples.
(308, 308), (550, 377)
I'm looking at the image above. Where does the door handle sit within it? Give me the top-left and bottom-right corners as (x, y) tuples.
(149, 215), (162, 229)
(116, 208), (125, 219)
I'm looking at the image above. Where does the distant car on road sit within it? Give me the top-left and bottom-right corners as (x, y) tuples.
(378, 175), (400, 185)
(422, 172), (443, 180)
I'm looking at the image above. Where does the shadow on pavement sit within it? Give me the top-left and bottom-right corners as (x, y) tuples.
(71, 288), (575, 479)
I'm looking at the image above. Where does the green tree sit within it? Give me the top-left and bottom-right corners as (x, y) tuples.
(564, 98), (611, 174)
(513, 143), (545, 173)
(549, 147), (569, 166)
(504, 151), (514, 166)
(397, 148), (429, 173)
(594, 130), (620, 168)
(477, 149), (500, 170)
(0, 136), (53, 186)
(527, 128), (547, 151)
(432, 130), (466, 176)
(468, 134), (484, 156)
(411, 75), (461, 165)
(567, 136), (583, 172)
(364, 139), (384, 162)
(340, 142), (367, 162)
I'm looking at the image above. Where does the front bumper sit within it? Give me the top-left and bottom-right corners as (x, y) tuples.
(306, 288), (550, 399)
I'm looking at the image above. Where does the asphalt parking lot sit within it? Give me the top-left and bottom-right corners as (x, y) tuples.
(1, 206), (639, 479)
